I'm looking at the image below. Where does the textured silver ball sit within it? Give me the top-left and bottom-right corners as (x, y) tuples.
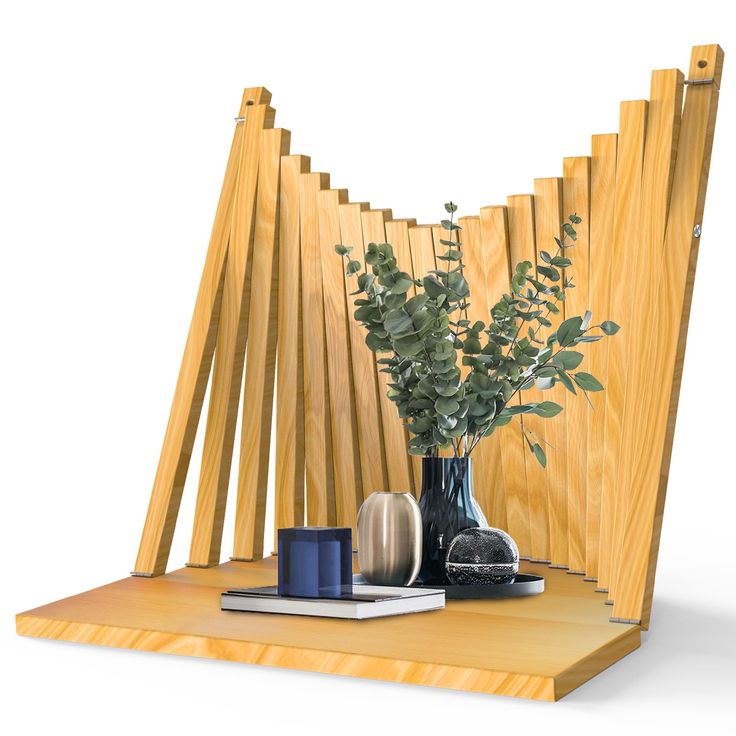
(445, 527), (519, 584)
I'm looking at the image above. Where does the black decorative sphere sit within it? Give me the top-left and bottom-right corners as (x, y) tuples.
(445, 527), (519, 584)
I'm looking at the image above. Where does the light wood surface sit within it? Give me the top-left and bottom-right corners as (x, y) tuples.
(299, 172), (336, 526)
(586, 134), (617, 583)
(134, 88), (271, 577)
(17, 558), (640, 701)
(233, 128), (291, 560)
(612, 46), (723, 627)
(274, 155), (310, 547)
(319, 189), (363, 533)
(561, 158), (591, 576)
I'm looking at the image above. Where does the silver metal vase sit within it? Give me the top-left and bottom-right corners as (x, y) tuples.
(356, 492), (422, 586)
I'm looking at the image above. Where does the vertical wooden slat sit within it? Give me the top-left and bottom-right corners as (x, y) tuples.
(385, 218), (422, 495)
(613, 46), (722, 627)
(319, 189), (363, 533)
(232, 128), (291, 561)
(586, 134), (618, 584)
(532, 179), (567, 569)
(561, 158), (591, 576)
(299, 172), (335, 526)
(504, 195), (535, 557)
(608, 69), (684, 604)
(479, 205), (514, 532)
(274, 154), (310, 549)
(597, 100), (648, 595)
(187, 100), (275, 568)
(134, 88), (271, 576)
(363, 209), (416, 494)
(338, 201), (389, 499)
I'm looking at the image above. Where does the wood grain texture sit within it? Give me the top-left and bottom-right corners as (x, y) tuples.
(17, 558), (640, 701)
(586, 134), (617, 584)
(362, 209), (416, 494)
(319, 189), (363, 532)
(274, 155), (310, 548)
(561, 158), (591, 576)
(134, 88), (271, 577)
(299, 172), (336, 526)
(233, 128), (291, 561)
(479, 206), (514, 532)
(597, 101), (648, 594)
(532, 179), (568, 569)
(612, 46), (723, 627)
(187, 101), (275, 568)
(458, 216), (506, 526)
(504, 196), (535, 557)
(338, 202), (388, 499)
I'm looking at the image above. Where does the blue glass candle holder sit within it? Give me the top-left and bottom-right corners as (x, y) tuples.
(277, 527), (353, 598)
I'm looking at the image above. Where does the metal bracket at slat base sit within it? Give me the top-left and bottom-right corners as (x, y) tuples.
(684, 77), (715, 85)
(549, 564), (569, 570)
(610, 616), (642, 625)
(605, 600), (614, 606)
(595, 587), (609, 593)
(584, 577), (598, 583)
(567, 570), (586, 575)
(130, 571), (154, 578)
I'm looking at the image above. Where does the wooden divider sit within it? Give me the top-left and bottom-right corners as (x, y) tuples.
(613, 46), (723, 627)
(363, 209), (416, 495)
(299, 172), (336, 526)
(504, 196), (535, 558)
(586, 134), (617, 583)
(318, 189), (364, 534)
(274, 155), (310, 548)
(598, 100), (648, 595)
(479, 205), (514, 532)
(338, 202), (389, 499)
(561, 158), (591, 576)
(134, 88), (271, 576)
(233, 128), (291, 560)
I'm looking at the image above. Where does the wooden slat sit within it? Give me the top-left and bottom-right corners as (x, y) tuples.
(299, 172), (336, 526)
(479, 205), (514, 532)
(363, 209), (416, 494)
(608, 69), (684, 603)
(233, 128), (291, 561)
(319, 189), (363, 533)
(561, 158), (591, 576)
(597, 100), (648, 594)
(586, 134), (618, 583)
(532, 179), (567, 569)
(274, 155), (311, 549)
(385, 218), (422, 495)
(134, 88), (271, 576)
(504, 195), (535, 557)
(338, 201), (389, 499)
(458, 216), (507, 527)
(187, 101), (275, 568)
(613, 46), (723, 627)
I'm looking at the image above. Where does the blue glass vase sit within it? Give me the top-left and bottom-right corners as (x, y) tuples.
(417, 457), (488, 584)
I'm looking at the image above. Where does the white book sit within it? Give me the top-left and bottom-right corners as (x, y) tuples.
(221, 585), (445, 620)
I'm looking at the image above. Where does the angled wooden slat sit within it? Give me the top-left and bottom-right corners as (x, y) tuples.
(532, 179), (567, 569)
(274, 154), (311, 549)
(561, 158), (591, 576)
(613, 46), (722, 627)
(319, 189), (363, 533)
(504, 195), (535, 558)
(134, 88), (271, 577)
(232, 128), (291, 561)
(363, 209), (416, 495)
(597, 100), (648, 595)
(479, 205), (514, 532)
(608, 69), (684, 604)
(299, 172), (336, 526)
(338, 201), (389, 499)
(586, 134), (618, 584)
(187, 100), (275, 568)
(385, 218), (422, 495)
(458, 216), (507, 527)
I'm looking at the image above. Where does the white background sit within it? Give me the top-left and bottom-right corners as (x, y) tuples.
(2, 1), (735, 732)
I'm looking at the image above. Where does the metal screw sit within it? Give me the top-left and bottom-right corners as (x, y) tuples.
(234, 116), (246, 123)
(693, 224), (702, 238)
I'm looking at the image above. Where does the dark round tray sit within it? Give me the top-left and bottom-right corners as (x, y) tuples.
(412, 573), (544, 599)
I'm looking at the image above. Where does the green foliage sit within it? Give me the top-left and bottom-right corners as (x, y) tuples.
(335, 206), (617, 465)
